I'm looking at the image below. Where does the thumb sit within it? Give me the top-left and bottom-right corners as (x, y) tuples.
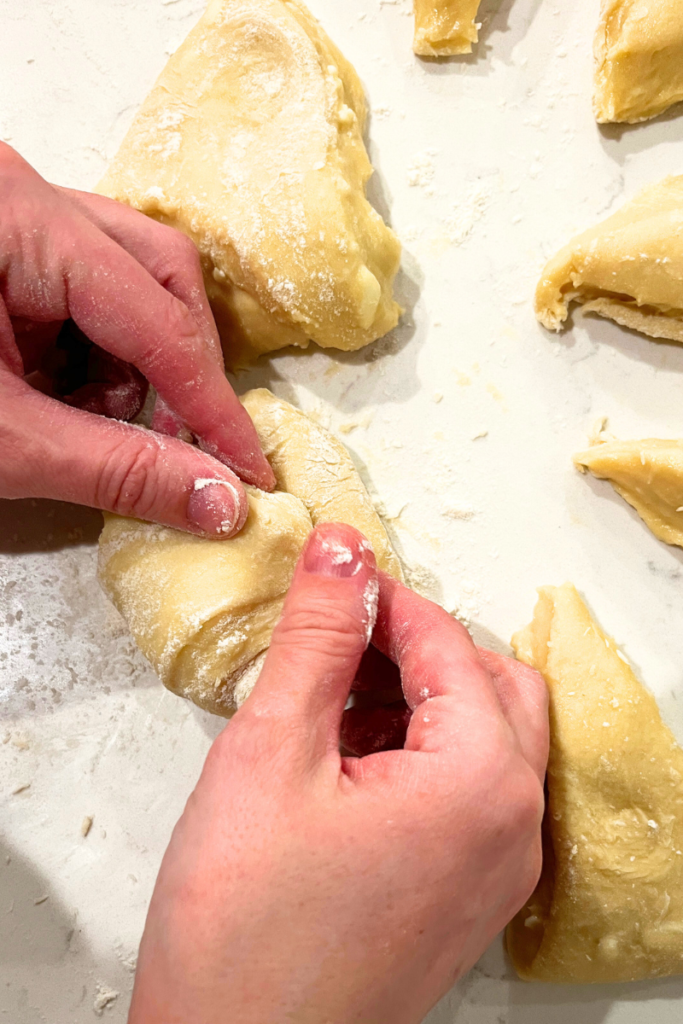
(0, 371), (248, 538)
(244, 523), (379, 768)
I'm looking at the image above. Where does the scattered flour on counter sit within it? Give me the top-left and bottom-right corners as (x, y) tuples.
(445, 179), (495, 246)
(93, 985), (119, 1016)
(441, 502), (478, 521)
(407, 150), (437, 194)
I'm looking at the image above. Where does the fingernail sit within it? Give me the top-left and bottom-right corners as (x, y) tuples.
(187, 479), (244, 538)
(303, 526), (374, 578)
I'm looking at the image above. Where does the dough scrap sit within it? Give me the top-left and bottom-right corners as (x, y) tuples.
(575, 436), (683, 550)
(508, 583), (683, 984)
(97, 0), (401, 369)
(413, 0), (481, 56)
(594, 0), (683, 124)
(535, 176), (683, 343)
(98, 389), (401, 716)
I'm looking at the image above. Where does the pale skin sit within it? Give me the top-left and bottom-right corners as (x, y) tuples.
(2, 148), (549, 1023)
(0, 142), (275, 537)
(130, 524), (548, 1024)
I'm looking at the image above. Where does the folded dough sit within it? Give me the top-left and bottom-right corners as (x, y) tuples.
(535, 176), (683, 343)
(575, 437), (683, 549)
(413, 0), (481, 56)
(98, 389), (401, 717)
(594, 0), (683, 124)
(508, 583), (683, 984)
(97, 0), (401, 369)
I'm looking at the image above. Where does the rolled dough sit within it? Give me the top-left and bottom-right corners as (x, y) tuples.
(575, 437), (683, 550)
(508, 584), (683, 984)
(98, 389), (401, 717)
(97, 0), (401, 369)
(413, 0), (481, 56)
(594, 0), (683, 124)
(535, 176), (683, 343)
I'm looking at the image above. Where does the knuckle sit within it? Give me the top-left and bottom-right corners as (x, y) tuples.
(505, 766), (545, 836)
(274, 597), (367, 658)
(171, 230), (201, 267)
(96, 439), (162, 519)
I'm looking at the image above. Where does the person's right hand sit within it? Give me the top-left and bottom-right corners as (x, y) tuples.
(0, 143), (275, 538)
(129, 523), (549, 1024)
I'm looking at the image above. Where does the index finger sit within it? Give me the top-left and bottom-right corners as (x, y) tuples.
(372, 572), (505, 751)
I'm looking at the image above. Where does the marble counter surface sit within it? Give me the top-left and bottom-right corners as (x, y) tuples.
(2, 0), (683, 1019)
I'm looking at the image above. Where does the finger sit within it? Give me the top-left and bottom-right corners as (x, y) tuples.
(0, 369), (248, 538)
(0, 296), (23, 375)
(477, 648), (549, 782)
(2, 159), (273, 490)
(370, 572), (504, 755)
(242, 524), (379, 769)
(341, 701), (411, 757)
(57, 186), (223, 362)
(60, 225), (273, 489)
(151, 395), (194, 443)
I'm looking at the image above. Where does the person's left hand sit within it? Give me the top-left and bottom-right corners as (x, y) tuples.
(0, 143), (275, 538)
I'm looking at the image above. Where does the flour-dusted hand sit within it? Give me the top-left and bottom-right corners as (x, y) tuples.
(129, 522), (549, 1024)
(0, 143), (274, 536)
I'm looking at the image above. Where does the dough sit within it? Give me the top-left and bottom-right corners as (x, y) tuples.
(241, 390), (403, 580)
(508, 583), (683, 984)
(594, 0), (683, 124)
(574, 436), (683, 550)
(413, 0), (481, 56)
(535, 176), (683, 343)
(97, 0), (401, 369)
(98, 389), (401, 717)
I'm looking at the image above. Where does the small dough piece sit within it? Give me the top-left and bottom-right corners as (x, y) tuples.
(575, 436), (683, 549)
(595, 0), (683, 124)
(413, 0), (481, 56)
(97, 0), (401, 369)
(242, 389), (403, 579)
(98, 389), (401, 716)
(535, 176), (683, 343)
(508, 584), (683, 984)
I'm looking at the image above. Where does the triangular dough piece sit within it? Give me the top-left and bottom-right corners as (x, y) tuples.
(575, 437), (683, 549)
(595, 0), (683, 124)
(98, 389), (402, 717)
(97, 0), (401, 369)
(508, 583), (683, 984)
(536, 176), (683, 343)
(413, 0), (481, 56)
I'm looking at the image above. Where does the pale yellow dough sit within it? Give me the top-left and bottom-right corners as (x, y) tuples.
(98, 389), (401, 717)
(575, 437), (683, 549)
(535, 176), (683, 343)
(97, 0), (401, 369)
(413, 0), (481, 56)
(595, 0), (683, 124)
(508, 584), (683, 984)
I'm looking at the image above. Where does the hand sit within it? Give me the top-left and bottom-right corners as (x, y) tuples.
(129, 523), (549, 1024)
(0, 143), (275, 537)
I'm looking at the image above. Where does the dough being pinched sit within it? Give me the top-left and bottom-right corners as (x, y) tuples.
(98, 389), (401, 717)
(575, 436), (683, 549)
(508, 584), (683, 984)
(536, 177), (683, 343)
(97, 0), (401, 369)
(595, 0), (683, 124)
(413, 0), (481, 56)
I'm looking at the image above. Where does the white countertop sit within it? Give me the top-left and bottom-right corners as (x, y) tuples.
(2, 0), (683, 1020)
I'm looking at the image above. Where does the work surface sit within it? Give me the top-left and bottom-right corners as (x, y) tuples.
(3, 0), (683, 1020)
